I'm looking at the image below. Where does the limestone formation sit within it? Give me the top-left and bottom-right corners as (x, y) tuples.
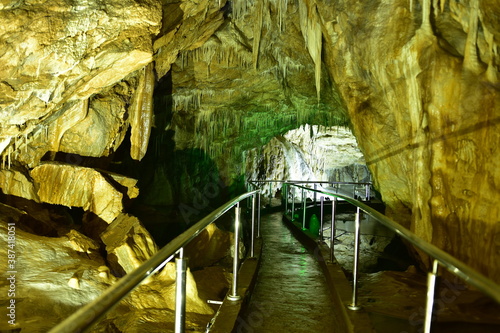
(0, 167), (39, 202)
(0, 203), (113, 332)
(30, 162), (138, 224)
(100, 213), (158, 276)
(317, 0), (500, 281)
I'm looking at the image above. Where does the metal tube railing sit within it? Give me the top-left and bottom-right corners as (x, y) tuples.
(330, 198), (337, 263)
(286, 182), (500, 332)
(174, 248), (187, 333)
(347, 207), (361, 310)
(228, 203), (242, 301)
(49, 190), (260, 333)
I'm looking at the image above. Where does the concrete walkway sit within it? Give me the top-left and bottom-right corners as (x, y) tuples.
(236, 212), (336, 332)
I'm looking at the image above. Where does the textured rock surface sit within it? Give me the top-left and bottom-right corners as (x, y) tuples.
(0, 0), (161, 166)
(100, 213), (158, 275)
(0, 203), (113, 332)
(30, 162), (138, 223)
(316, 0), (500, 281)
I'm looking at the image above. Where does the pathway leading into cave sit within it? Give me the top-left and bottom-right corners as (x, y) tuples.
(236, 212), (336, 332)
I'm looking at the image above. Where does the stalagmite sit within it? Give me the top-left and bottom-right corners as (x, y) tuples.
(130, 63), (155, 161)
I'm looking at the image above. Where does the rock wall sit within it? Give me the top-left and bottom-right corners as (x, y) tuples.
(315, 0), (500, 282)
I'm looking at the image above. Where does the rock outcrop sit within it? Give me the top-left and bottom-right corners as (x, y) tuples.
(317, 0), (500, 281)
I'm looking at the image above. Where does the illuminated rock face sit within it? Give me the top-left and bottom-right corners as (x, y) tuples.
(317, 0), (500, 282)
(246, 124), (369, 196)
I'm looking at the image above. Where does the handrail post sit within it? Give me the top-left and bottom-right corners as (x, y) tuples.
(291, 187), (295, 220)
(284, 183), (288, 213)
(424, 260), (439, 333)
(348, 207), (362, 310)
(250, 194), (256, 258)
(228, 203), (242, 301)
(269, 182), (272, 207)
(257, 192), (261, 238)
(365, 183), (370, 201)
(330, 198), (336, 262)
(175, 248), (187, 333)
(302, 188), (306, 230)
(319, 196), (324, 242)
(314, 183), (317, 207)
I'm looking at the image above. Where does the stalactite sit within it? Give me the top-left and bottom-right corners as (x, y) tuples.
(463, 0), (482, 74)
(130, 63), (155, 161)
(479, 12), (498, 83)
(7, 146), (12, 169)
(253, 0), (263, 69)
(432, 0), (447, 17)
(421, 0), (432, 33)
(277, 0), (289, 32)
(298, 2), (322, 103)
(232, 0), (253, 20)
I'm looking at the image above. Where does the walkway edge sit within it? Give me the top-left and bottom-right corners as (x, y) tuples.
(283, 214), (376, 333)
(208, 237), (263, 332)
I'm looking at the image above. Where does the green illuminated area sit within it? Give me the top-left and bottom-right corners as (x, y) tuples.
(137, 17), (350, 220)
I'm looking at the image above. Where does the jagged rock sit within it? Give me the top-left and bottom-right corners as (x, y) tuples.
(0, 167), (39, 202)
(183, 223), (234, 269)
(0, 0), (162, 166)
(100, 213), (158, 276)
(0, 205), (113, 332)
(30, 162), (138, 223)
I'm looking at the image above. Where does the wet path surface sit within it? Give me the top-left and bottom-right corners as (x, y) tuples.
(237, 212), (336, 332)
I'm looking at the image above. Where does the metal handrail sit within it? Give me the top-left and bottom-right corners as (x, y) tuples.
(249, 179), (372, 186)
(49, 190), (260, 333)
(289, 183), (500, 302)
(286, 182), (500, 333)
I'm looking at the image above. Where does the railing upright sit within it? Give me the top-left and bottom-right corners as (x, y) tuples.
(424, 260), (439, 333)
(250, 194), (256, 258)
(174, 248), (187, 333)
(319, 196), (324, 242)
(302, 188), (306, 229)
(347, 207), (361, 310)
(284, 183), (289, 213)
(228, 203), (242, 301)
(330, 198), (336, 263)
(257, 192), (261, 238)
